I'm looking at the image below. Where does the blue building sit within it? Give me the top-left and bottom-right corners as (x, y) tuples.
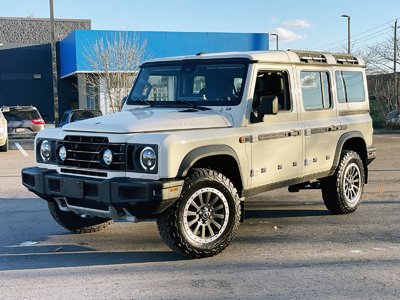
(0, 29), (269, 118)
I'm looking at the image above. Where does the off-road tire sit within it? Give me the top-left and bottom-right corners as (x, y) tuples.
(0, 138), (8, 152)
(157, 168), (241, 258)
(48, 201), (112, 233)
(321, 150), (365, 214)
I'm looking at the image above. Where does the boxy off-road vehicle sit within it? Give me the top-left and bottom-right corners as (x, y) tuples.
(22, 50), (376, 258)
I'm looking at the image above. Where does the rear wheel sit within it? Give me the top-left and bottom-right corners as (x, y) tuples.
(321, 150), (365, 214)
(157, 168), (241, 258)
(48, 201), (112, 233)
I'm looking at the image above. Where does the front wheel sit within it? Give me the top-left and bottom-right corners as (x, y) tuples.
(321, 150), (365, 214)
(0, 138), (8, 152)
(48, 201), (112, 233)
(157, 168), (241, 258)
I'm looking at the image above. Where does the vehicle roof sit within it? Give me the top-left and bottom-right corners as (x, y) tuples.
(2, 105), (38, 110)
(144, 50), (365, 67)
(63, 109), (102, 113)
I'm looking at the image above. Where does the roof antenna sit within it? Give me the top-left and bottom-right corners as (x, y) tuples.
(196, 52), (205, 56)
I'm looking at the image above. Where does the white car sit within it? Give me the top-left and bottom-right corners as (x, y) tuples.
(22, 50), (376, 258)
(0, 107), (9, 152)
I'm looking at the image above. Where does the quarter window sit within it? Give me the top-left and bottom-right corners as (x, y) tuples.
(335, 71), (365, 103)
(301, 71), (331, 110)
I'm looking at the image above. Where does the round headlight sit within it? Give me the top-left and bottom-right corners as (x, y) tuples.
(140, 147), (157, 170)
(102, 149), (113, 166)
(40, 140), (51, 162)
(57, 145), (67, 162)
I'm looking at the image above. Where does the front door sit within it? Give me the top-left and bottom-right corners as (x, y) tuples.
(249, 69), (303, 190)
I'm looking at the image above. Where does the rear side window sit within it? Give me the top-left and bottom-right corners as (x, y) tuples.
(301, 71), (331, 110)
(335, 71), (365, 103)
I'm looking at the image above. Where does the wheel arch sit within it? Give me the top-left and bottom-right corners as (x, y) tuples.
(177, 145), (244, 196)
(331, 131), (368, 182)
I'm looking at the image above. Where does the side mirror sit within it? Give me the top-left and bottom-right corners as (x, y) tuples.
(259, 96), (278, 116)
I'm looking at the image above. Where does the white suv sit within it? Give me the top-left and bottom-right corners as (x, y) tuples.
(22, 50), (376, 258)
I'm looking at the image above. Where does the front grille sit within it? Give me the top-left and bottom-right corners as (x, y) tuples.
(58, 136), (126, 171)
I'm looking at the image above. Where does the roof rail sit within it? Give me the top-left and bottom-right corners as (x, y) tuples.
(288, 50), (327, 64)
(332, 53), (359, 65)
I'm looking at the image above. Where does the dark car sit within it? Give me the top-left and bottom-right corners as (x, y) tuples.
(2, 106), (45, 139)
(59, 109), (102, 127)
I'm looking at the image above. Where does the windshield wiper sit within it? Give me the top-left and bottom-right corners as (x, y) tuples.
(131, 99), (153, 106)
(175, 100), (209, 110)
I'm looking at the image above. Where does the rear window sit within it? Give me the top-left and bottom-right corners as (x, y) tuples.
(4, 109), (41, 121)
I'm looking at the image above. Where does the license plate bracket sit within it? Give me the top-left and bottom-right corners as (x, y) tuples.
(60, 179), (84, 199)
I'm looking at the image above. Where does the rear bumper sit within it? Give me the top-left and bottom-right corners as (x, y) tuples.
(21, 167), (183, 218)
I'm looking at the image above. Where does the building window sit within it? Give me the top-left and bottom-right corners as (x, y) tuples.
(301, 71), (331, 110)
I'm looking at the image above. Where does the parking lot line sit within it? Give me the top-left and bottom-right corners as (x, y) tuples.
(15, 143), (29, 157)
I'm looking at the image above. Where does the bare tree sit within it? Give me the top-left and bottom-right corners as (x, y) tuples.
(80, 32), (147, 113)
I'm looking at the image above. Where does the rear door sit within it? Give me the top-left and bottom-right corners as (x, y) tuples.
(298, 67), (341, 177)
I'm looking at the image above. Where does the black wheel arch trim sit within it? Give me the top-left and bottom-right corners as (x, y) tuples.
(176, 144), (244, 189)
(330, 130), (368, 178)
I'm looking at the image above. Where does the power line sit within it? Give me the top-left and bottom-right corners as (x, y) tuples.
(313, 18), (396, 50)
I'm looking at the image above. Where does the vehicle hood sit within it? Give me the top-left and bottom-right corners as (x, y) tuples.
(62, 107), (233, 133)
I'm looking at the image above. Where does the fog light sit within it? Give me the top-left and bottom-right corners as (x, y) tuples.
(57, 145), (67, 162)
(102, 149), (113, 166)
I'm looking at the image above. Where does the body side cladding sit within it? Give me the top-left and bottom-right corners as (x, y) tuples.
(243, 170), (331, 197)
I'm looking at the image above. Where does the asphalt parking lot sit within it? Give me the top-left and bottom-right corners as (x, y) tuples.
(0, 134), (399, 299)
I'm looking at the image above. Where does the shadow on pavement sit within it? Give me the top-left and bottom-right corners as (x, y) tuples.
(245, 209), (330, 219)
(0, 245), (184, 271)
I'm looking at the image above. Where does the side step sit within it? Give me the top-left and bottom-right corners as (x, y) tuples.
(288, 181), (320, 193)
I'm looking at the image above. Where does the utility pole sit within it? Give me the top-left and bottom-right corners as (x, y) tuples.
(341, 14), (351, 54)
(49, 0), (59, 125)
(270, 33), (279, 50)
(394, 19), (398, 110)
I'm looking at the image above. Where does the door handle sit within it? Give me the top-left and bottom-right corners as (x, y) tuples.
(289, 130), (301, 136)
(328, 125), (337, 132)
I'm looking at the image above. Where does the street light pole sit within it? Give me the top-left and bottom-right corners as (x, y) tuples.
(49, 0), (59, 125)
(270, 33), (279, 50)
(341, 14), (351, 54)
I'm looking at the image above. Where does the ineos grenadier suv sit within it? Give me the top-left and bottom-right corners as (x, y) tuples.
(22, 50), (376, 258)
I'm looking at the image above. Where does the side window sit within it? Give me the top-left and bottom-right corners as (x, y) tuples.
(253, 71), (291, 112)
(301, 71), (331, 110)
(335, 71), (365, 103)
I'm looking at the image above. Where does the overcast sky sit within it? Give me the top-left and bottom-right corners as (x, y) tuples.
(1, 0), (400, 52)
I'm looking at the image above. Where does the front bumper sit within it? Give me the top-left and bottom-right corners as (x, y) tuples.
(366, 146), (377, 165)
(22, 167), (183, 218)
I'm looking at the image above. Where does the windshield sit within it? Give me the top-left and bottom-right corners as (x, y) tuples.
(127, 59), (249, 106)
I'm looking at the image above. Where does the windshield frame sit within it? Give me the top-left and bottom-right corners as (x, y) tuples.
(126, 58), (251, 107)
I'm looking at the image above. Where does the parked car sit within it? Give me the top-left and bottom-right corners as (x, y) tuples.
(0, 107), (9, 151)
(22, 50), (376, 258)
(59, 109), (102, 127)
(386, 110), (400, 127)
(2, 105), (45, 139)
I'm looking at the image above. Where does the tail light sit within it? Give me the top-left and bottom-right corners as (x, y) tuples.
(31, 118), (45, 125)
